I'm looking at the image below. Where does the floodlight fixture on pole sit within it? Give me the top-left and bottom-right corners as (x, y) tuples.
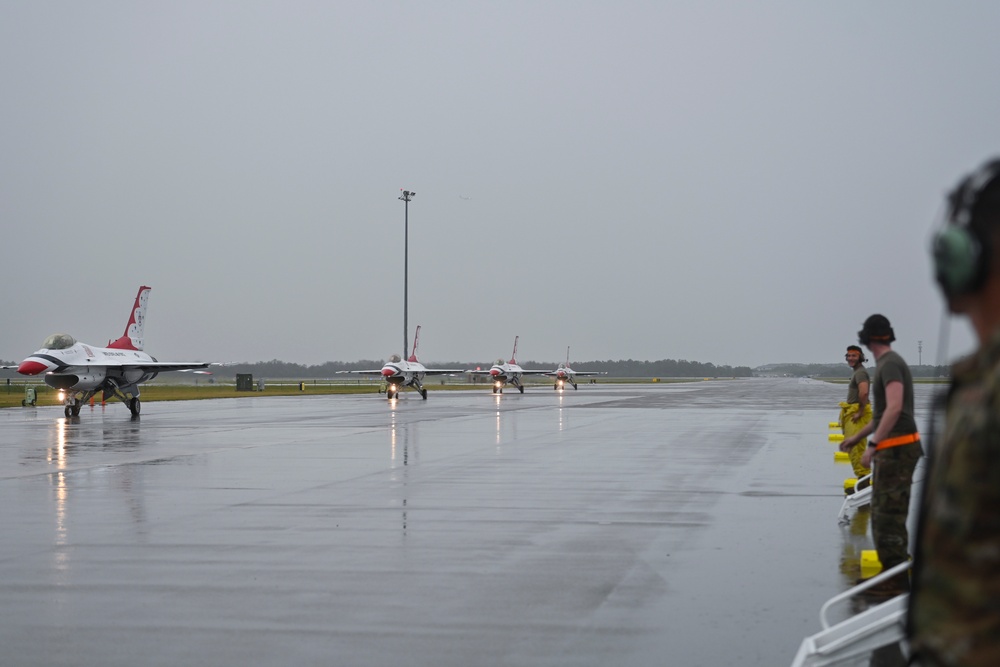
(399, 190), (415, 359)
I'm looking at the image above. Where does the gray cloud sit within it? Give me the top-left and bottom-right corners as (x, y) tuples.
(2, 2), (996, 367)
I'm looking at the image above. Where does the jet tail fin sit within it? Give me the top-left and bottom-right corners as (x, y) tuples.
(509, 335), (519, 365)
(108, 285), (151, 351)
(407, 325), (421, 363)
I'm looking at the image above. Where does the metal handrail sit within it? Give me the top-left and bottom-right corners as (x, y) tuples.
(819, 561), (911, 629)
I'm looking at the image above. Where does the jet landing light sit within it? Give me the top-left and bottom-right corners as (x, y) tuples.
(17, 360), (49, 375)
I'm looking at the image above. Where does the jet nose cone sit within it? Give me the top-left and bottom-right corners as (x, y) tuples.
(490, 368), (500, 377)
(17, 360), (49, 375)
(381, 367), (396, 378)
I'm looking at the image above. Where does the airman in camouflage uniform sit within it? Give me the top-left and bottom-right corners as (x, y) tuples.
(840, 314), (921, 587)
(908, 158), (1000, 665)
(909, 334), (1000, 665)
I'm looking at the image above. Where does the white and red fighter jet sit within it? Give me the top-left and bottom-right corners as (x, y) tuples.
(342, 325), (463, 400)
(544, 347), (606, 390)
(468, 336), (550, 394)
(11, 285), (209, 417)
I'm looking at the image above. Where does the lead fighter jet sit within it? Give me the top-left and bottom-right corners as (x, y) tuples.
(10, 285), (210, 417)
(342, 325), (463, 400)
(544, 346), (606, 390)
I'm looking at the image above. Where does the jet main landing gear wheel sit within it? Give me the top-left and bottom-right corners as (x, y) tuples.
(129, 397), (141, 416)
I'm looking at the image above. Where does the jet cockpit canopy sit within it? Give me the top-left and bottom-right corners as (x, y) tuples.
(388, 354), (402, 363)
(495, 357), (505, 366)
(42, 333), (76, 350)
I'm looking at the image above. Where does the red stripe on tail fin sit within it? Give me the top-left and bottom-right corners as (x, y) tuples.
(108, 285), (151, 351)
(407, 325), (421, 363)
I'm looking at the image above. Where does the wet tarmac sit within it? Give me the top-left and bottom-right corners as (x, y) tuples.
(0, 378), (939, 666)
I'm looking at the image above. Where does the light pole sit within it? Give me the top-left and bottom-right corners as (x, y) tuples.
(399, 190), (415, 359)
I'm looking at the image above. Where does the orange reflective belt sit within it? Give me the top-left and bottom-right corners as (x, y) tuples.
(875, 433), (920, 451)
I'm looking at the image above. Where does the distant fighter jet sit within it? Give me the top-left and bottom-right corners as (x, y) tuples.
(342, 325), (463, 400)
(468, 336), (549, 394)
(544, 346), (606, 390)
(11, 286), (210, 417)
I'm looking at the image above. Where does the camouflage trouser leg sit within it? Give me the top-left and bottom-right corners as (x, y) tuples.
(871, 441), (922, 570)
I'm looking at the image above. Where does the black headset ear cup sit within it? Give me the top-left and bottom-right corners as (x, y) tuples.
(935, 159), (1000, 298)
(933, 224), (985, 297)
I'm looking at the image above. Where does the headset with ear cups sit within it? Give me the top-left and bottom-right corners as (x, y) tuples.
(933, 159), (1000, 298)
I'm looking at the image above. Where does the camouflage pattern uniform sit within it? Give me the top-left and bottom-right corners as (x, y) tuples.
(869, 350), (921, 571)
(870, 439), (921, 570)
(909, 330), (1000, 665)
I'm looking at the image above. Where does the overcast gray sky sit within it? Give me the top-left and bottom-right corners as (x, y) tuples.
(2, 1), (998, 367)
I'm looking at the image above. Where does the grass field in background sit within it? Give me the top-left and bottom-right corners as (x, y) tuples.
(0, 377), (705, 409)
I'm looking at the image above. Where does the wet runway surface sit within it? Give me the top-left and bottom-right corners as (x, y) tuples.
(0, 379), (938, 666)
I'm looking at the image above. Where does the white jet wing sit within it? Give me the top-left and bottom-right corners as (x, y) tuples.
(542, 370), (607, 377)
(122, 361), (211, 372)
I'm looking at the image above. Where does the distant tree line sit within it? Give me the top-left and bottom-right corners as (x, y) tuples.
(193, 358), (754, 379)
(757, 362), (950, 378)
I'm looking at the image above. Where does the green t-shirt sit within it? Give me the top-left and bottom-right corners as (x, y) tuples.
(846, 366), (870, 404)
(872, 350), (917, 437)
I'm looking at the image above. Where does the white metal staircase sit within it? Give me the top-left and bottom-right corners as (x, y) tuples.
(837, 473), (872, 524)
(790, 562), (910, 667)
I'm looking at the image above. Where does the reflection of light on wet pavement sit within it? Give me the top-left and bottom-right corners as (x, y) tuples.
(51, 421), (70, 577)
(389, 402), (397, 461)
(495, 395), (502, 446)
(839, 507), (871, 587)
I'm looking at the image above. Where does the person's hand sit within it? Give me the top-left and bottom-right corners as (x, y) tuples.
(851, 411), (864, 423)
(840, 436), (857, 453)
(861, 446), (876, 468)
